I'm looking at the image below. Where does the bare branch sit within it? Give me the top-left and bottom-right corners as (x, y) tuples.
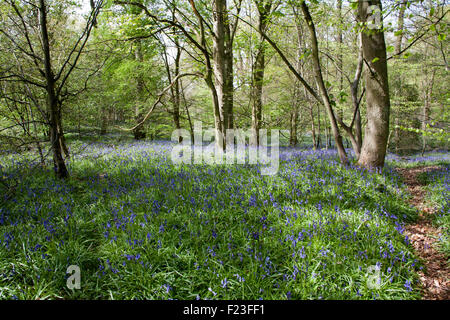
(118, 72), (202, 132)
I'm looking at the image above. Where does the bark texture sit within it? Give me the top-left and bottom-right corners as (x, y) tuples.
(39, 0), (69, 178)
(357, 0), (391, 168)
(251, 1), (272, 146)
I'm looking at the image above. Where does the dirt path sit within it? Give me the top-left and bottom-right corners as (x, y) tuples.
(396, 166), (449, 300)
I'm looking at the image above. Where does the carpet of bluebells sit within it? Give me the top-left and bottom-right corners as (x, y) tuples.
(0, 140), (447, 300)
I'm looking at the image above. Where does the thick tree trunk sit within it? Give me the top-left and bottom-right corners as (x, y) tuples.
(39, 0), (68, 179)
(357, 0), (391, 168)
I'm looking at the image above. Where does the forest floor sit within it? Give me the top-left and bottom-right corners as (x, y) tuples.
(396, 166), (450, 300)
(1, 141), (448, 300)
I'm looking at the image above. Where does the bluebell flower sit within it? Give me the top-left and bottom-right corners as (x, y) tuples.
(404, 280), (412, 292)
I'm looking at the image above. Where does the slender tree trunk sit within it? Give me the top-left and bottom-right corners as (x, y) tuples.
(173, 40), (182, 142)
(394, 117), (399, 153)
(28, 101), (45, 165)
(392, 2), (407, 153)
(422, 69), (436, 154)
(180, 79), (194, 144)
(57, 108), (69, 158)
(395, 1), (407, 56)
(355, 108), (362, 152)
(316, 104), (321, 149)
(100, 105), (108, 135)
(189, 0), (224, 149)
(357, 0), (391, 168)
(250, 42), (265, 146)
(301, 2), (348, 164)
(251, 1), (272, 146)
(310, 105), (317, 150)
(39, 0), (68, 179)
(162, 26), (183, 143)
(337, 0), (344, 121)
(290, 104), (298, 146)
(347, 34), (364, 159)
(133, 39), (146, 140)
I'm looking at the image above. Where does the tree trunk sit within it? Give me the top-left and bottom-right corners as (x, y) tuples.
(357, 0), (391, 169)
(395, 1), (407, 55)
(100, 105), (108, 135)
(316, 104), (321, 149)
(355, 108), (362, 153)
(301, 2), (348, 164)
(162, 24), (183, 143)
(212, 0), (229, 139)
(422, 69), (436, 154)
(180, 79), (194, 144)
(347, 34), (364, 159)
(394, 116), (399, 153)
(57, 110), (69, 158)
(28, 99), (45, 165)
(39, 0), (68, 179)
(310, 105), (317, 150)
(251, 42), (265, 146)
(337, 0), (344, 121)
(290, 107), (298, 147)
(251, 1), (272, 146)
(133, 39), (146, 140)
(173, 40), (182, 142)
(224, 13), (234, 131)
